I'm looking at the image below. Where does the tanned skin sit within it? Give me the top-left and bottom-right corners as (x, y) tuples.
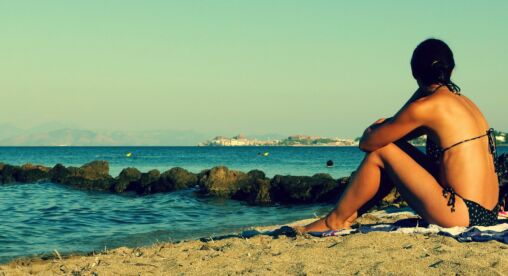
(297, 81), (499, 233)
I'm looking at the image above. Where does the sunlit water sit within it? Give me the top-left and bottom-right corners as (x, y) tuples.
(0, 146), (365, 178)
(1, 146), (506, 263)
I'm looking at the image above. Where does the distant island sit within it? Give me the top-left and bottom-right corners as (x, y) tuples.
(200, 131), (508, 147)
(198, 134), (358, 147)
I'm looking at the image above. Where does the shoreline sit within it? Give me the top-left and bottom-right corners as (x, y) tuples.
(2, 211), (507, 275)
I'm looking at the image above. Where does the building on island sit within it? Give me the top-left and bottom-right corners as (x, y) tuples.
(198, 134), (357, 146)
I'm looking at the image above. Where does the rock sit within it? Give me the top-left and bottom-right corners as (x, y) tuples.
(114, 167), (141, 193)
(79, 161), (110, 180)
(131, 169), (161, 194)
(198, 166), (248, 197)
(378, 188), (407, 208)
(16, 164), (51, 183)
(246, 169), (266, 180)
(269, 173), (346, 204)
(232, 170), (272, 204)
(198, 168), (350, 205)
(150, 167), (198, 193)
(49, 164), (69, 183)
(49, 161), (113, 191)
(141, 169), (161, 186)
(0, 164), (21, 184)
(252, 178), (272, 204)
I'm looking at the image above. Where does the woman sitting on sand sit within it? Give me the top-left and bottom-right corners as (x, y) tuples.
(300, 39), (500, 232)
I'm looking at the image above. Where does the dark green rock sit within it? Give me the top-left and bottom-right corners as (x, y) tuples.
(232, 170), (271, 204)
(49, 161), (113, 191)
(16, 164), (51, 183)
(79, 160), (110, 180)
(150, 167), (198, 193)
(114, 167), (141, 193)
(132, 169), (161, 194)
(0, 164), (21, 184)
(269, 173), (346, 204)
(198, 166), (248, 197)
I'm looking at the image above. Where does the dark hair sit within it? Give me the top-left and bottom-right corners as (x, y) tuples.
(411, 38), (460, 92)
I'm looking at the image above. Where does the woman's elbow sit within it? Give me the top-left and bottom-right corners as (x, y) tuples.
(359, 140), (373, 152)
(359, 143), (372, 152)
(359, 139), (381, 153)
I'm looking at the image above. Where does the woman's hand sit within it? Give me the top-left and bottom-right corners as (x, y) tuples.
(359, 100), (428, 152)
(363, 117), (390, 135)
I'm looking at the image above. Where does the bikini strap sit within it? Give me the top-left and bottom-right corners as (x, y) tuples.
(442, 132), (489, 153)
(432, 82), (461, 95)
(445, 82), (461, 95)
(486, 128), (501, 177)
(442, 187), (457, 212)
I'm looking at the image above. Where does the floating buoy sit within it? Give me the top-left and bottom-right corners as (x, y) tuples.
(126, 152), (133, 157)
(263, 152), (269, 157)
(326, 160), (334, 167)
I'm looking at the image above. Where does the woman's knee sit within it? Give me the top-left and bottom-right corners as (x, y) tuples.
(364, 147), (387, 166)
(370, 143), (398, 157)
(364, 143), (399, 166)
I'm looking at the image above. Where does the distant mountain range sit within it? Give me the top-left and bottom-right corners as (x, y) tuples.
(0, 128), (207, 146)
(0, 124), (287, 146)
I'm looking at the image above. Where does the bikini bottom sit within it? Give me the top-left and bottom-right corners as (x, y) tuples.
(443, 187), (499, 227)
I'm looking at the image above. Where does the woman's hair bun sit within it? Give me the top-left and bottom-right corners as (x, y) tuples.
(430, 60), (448, 83)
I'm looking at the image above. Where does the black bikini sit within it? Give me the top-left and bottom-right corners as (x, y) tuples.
(425, 86), (500, 227)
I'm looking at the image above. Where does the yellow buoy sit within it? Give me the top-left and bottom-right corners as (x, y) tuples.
(263, 152), (269, 157)
(126, 152), (133, 157)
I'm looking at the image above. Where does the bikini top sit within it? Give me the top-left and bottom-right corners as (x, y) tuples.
(423, 85), (500, 175)
(426, 129), (497, 161)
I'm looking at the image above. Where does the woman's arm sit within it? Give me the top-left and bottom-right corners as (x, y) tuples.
(359, 99), (429, 152)
(402, 127), (426, 141)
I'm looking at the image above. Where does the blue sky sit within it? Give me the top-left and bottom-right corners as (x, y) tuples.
(1, 1), (507, 138)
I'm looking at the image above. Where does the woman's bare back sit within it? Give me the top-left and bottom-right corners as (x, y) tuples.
(424, 88), (498, 209)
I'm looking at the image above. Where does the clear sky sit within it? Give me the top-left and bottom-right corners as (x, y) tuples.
(1, 1), (507, 138)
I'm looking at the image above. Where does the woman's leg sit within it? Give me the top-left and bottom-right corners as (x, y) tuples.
(301, 147), (394, 232)
(301, 141), (468, 232)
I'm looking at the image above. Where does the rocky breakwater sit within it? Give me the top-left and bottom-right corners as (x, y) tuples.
(0, 161), (198, 195)
(196, 166), (350, 204)
(0, 161), (352, 205)
(51, 161), (114, 191)
(1, 158), (508, 210)
(0, 163), (52, 184)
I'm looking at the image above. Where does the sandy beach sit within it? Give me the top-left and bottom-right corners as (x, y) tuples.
(1, 212), (507, 276)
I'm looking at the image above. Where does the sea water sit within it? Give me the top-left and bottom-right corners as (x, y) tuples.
(1, 146), (506, 263)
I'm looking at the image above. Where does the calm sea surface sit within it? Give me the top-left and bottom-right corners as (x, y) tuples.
(1, 146), (506, 263)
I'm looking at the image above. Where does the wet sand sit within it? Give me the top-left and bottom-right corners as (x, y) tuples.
(1, 214), (507, 275)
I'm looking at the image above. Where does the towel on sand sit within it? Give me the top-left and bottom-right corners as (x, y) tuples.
(308, 218), (508, 244)
(304, 209), (508, 243)
(201, 210), (508, 244)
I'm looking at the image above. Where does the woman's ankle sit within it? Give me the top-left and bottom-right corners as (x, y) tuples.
(325, 213), (352, 230)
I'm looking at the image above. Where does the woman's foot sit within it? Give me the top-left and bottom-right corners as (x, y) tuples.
(301, 217), (335, 233)
(295, 212), (357, 234)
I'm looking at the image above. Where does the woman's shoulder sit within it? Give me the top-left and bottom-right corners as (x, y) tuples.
(419, 90), (464, 114)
